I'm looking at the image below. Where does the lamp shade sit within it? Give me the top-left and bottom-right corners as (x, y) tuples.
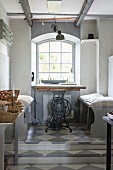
(56, 30), (65, 40)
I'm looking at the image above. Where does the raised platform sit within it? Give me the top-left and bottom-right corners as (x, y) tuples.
(5, 123), (113, 166)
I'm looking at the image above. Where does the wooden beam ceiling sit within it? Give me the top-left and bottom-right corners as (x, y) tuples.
(19, 0), (32, 26)
(32, 17), (77, 22)
(18, 0), (94, 27)
(75, 0), (94, 26)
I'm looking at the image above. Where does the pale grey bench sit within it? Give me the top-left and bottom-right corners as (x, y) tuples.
(79, 94), (113, 138)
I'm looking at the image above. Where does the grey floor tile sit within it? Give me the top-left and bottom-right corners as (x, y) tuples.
(49, 165), (75, 170)
(74, 150), (101, 157)
(47, 150), (73, 157)
(19, 150), (43, 157)
(25, 124), (107, 145)
(24, 165), (43, 170)
(50, 137), (68, 144)
(78, 164), (104, 170)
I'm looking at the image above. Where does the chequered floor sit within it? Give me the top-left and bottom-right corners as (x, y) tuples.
(25, 123), (105, 144)
(7, 164), (108, 170)
(6, 123), (110, 170)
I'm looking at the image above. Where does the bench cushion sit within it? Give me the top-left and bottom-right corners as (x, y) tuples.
(18, 95), (34, 107)
(79, 93), (103, 102)
(90, 96), (113, 108)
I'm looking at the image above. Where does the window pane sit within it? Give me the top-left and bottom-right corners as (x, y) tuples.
(50, 64), (60, 72)
(39, 53), (49, 63)
(50, 53), (60, 63)
(50, 73), (61, 80)
(50, 42), (61, 52)
(39, 42), (49, 52)
(62, 42), (72, 52)
(37, 41), (74, 83)
(39, 73), (49, 80)
(62, 53), (72, 63)
(62, 64), (72, 72)
(62, 73), (69, 80)
(39, 64), (49, 72)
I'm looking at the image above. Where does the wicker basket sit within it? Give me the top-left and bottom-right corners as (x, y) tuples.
(7, 106), (23, 112)
(0, 110), (20, 123)
(0, 90), (20, 102)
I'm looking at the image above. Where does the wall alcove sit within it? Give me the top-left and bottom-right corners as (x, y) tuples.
(31, 32), (81, 86)
(31, 33), (81, 124)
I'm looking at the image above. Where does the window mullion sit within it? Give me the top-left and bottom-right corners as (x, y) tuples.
(37, 40), (73, 82)
(60, 42), (62, 79)
(49, 42), (50, 77)
(37, 45), (39, 82)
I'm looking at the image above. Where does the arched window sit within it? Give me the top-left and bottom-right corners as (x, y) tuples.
(36, 40), (74, 83)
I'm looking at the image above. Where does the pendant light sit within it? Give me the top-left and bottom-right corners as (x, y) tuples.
(56, 30), (65, 40)
(51, 20), (65, 40)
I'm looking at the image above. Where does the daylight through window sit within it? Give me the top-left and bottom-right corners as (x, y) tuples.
(37, 41), (74, 83)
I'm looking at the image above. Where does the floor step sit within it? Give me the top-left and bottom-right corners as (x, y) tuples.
(7, 163), (107, 170)
(7, 156), (106, 165)
(5, 149), (108, 164)
(5, 124), (112, 165)
(5, 141), (110, 151)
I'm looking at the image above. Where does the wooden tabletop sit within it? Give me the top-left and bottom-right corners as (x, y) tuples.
(32, 84), (86, 91)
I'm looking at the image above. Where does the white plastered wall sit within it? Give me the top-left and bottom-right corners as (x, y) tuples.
(0, 2), (10, 90)
(10, 20), (31, 95)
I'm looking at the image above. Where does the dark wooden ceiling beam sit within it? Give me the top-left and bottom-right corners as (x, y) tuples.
(19, 0), (32, 26)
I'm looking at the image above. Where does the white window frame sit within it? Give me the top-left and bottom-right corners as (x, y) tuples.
(36, 39), (75, 83)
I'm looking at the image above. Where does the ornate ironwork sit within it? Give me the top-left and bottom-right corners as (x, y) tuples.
(45, 91), (72, 132)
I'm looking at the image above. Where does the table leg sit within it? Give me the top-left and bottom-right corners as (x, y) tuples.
(14, 119), (19, 165)
(106, 123), (111, 170)
(0, 126), (7, 170)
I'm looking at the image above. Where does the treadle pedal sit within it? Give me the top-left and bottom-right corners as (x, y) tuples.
(70, 129), (72, 132)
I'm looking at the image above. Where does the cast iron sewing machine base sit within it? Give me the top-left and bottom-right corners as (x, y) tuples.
(45, 91), (72, 132)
